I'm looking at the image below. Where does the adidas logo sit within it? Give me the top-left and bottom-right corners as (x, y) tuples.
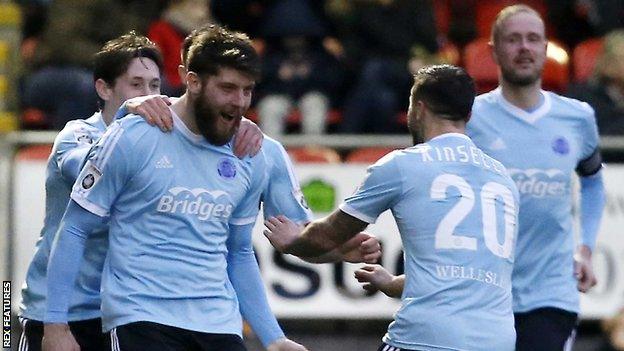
(489, 137), (507, 150)
(155, 155), (173, 169)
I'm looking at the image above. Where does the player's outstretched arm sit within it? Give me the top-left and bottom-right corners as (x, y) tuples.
(302, 232), (381, 264)
(264, 210), (368, 258)
(354, 265), (404, 298)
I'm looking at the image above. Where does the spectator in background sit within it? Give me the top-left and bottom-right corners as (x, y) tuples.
(546, 0), (624, 49)
(148, 0), (213, 97)
(210, 0), (266, 38)
(20, 0), (160, 130)
(256, 0), (344, 137)
(568, 30), (624, 135)
(335, 0), (438, 134)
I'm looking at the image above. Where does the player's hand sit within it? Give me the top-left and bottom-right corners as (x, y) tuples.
(267, 337), (309, 351)
(339, 232), (381, 264)
(42, 323), (80, 351)
(354, 264), (403, 298)
(574, 245), (597, 293)
(125, 94), (173, 132)
(264, 215), (303, 253)
(233, 117), (263, 158)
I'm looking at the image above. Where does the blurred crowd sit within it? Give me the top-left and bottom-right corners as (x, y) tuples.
(11, 0), (624, 137)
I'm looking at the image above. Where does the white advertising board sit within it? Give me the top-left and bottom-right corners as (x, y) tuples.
(11, 159), (624, 319)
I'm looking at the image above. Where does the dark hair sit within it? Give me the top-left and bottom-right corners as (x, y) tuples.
(411, 64), (476, 121)
(186, 24), (260, 80)
(181, 25), (212, 68)
(94, 31), (164, 85)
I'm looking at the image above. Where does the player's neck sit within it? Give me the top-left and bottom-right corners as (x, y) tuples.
(500, 80), (543, 110)
(101, 106), (116, 126)
(422, 119), (466, 142)
(170, 93), (200, 134)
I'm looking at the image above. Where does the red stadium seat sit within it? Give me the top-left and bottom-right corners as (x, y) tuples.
(572, 38), (603, 83)
(463, 38), (498, 93)
(345, 147), (397, 163)
(287, 146), (341, 163)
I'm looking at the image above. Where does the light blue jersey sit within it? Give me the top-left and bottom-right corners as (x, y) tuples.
(341, 133), (519, 351)
(69, 112), (267, 333)
(468, 88), (600, 314)
(261, 135), (312, 224)
(20, 112), (108, 322)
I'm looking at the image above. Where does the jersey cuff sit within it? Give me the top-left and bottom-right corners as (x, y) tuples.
(339, 203), (376, 224)
(230, 216), (257, 226)
(70, 194), (109, 217)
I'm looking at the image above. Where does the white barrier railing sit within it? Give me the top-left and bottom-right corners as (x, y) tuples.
(2, 132), (624, 320)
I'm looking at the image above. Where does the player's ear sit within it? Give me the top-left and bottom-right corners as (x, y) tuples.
(465, 111), (472, 123)
(415, 101), (426, 120)
(186, 71), (202, 94)
(178, 65), (187, 85)
(489, 40), (500, 65)
(95, 78), (112, 102)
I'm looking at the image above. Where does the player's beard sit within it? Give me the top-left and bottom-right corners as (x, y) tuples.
(407, 113), (424, 145)
(194, 95), (239, 146)
(500, 65), (543, 87)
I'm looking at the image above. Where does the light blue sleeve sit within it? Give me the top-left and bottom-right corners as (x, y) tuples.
(53, 122), (99, 183)
(262, 139), (312, 224)
(227, 223), (284, 347)
(580, 105), (600, 161)
(580, 170), (606, 250)
(45, 200), (107, 323)
(339, 154), (403, 223)
(113, 104), (129, 121)
(230, 152), (268, 226)
(70, 121), (138, 217)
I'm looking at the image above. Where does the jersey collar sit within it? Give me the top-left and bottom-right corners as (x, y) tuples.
(170, 107), (204, 144)
(170, 108), (234, 150)
(493, 87), (551, 124)
(85, 111), (107, 131)
(429, 132), (472, 142)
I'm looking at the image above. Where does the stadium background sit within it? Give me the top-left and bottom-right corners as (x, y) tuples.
(1, 1), (624, 350)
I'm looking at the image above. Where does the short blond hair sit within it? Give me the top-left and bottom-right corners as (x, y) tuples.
(490, 4), (544, 44)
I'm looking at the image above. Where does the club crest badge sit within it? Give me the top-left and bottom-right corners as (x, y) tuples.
(217, 158), (237, 179)
(552, 136), (570, 155)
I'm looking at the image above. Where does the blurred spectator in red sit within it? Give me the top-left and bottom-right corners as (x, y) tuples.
(19, 0), (159, 129)
(148, 0), (213, 97)
(255, 0), (345, 137)
(568, 30), (624, 135)
(333, 0), (438, 134)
